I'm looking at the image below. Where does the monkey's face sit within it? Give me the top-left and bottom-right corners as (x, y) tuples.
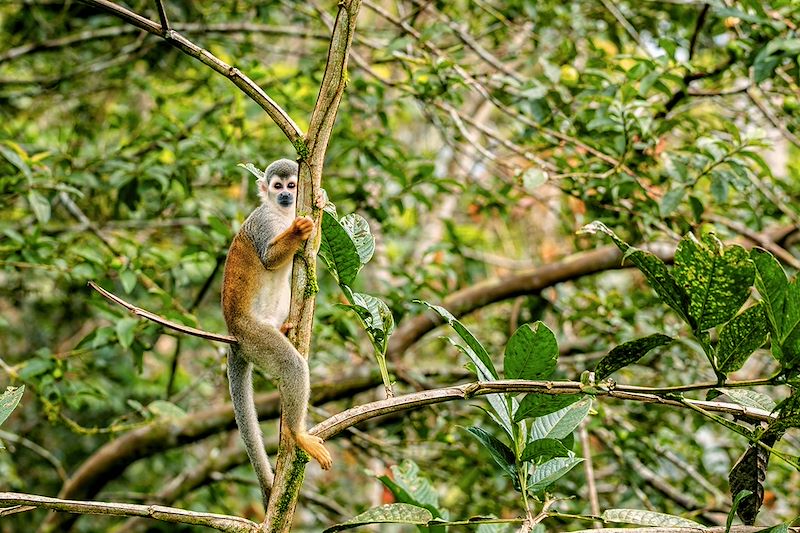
(267, 175), (297, 210)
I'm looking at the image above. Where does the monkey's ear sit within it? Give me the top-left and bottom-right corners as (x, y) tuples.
(257, 179), (269, 202)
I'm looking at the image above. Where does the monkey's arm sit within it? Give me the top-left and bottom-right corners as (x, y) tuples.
(261, 217), (313, 270)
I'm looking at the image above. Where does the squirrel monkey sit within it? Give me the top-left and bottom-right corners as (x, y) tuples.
(221, 158), (332, 505)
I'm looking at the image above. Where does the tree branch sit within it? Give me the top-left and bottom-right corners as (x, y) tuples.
(88, 281), (235, 344)
(311, 380), (775, 440)
(40, 369), (381, 533)
(154, 0), (170, 34)
(270, 1), (362, 530)
(76, 0), (302, 143)
(0, 23), (329, 65)
(0, 492), (257, 533)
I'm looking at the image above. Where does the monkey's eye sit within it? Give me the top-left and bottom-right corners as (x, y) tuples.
(274, 183), (283, 190)
(287, 182), (296, 189)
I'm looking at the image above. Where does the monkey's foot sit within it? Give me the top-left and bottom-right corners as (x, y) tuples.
(279, 322), (294, 335)
(295, 432), (332, 470)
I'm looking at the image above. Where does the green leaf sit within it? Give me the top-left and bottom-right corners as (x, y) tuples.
(527, 456), (583, 493)
(717, 389), (776, 412)
(729, 489), (754, 531)
(594, 333), (672, 380)
(530, 397), (592, 440)
(320, 210), (362, 286)
(660, 186), (685, 216)
(772, 388), (800, 433)
(717, 303), (769, 373)
(753, 38), (800, 83)
(751, 248), (800, 341)
(323, 503), (433, 532)
(417, 301), (497, 379)
(579, 222), (690, 324)
(466, 427), (516, 479)
(0, 386), (24, 427)
(514, 394), (582, 422)
(0, 142), (32, 178)
(378, 460), (443, 520)
(28, 190), (51, 224)
(116, 317), (137, 349)
(147, 400), (187, 419)
(237, 161), (264, 180)
(673, 233), (755, 331)
(601, 509), (703, 528)
(341, 292), (394, 352)
(756, 524), (789, 533)
(340, 213), (375, 265)
(520, 438), (570, 464)
(504, 322), (558, 380)
(120, 269), (137, 294)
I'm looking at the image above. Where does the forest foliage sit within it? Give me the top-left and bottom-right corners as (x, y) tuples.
(1, 0), (800, 531)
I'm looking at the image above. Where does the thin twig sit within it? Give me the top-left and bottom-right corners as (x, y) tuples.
(0, 23), (329, 65)
(0, 492), (257, 532)
(0, 429), (68, 481)
(578, 423), (601, 528)
(747, 86), (800, 149)
(87, 281), (235, 344)
(599, 0), (652, 59)
(703, 213), (800, 269)
(154, 0), (170, 34)
(688, 4), (709, 60)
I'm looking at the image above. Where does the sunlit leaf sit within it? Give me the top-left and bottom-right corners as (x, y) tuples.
(0, 386), (24, 427)
(717, 303), (769, 373)
(673, 233), (754, 331)
(504, 322), (558, 380)
(323, 503), (433, 532)
(602, 509), (703, 528)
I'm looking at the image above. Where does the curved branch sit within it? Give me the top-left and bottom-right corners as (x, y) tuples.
(311, 380), (774, 440)
(76, 0), (303, 142)
(40, 369), (381, 533)
(88, 281), (234, 343)
(1, 492), (257, 533)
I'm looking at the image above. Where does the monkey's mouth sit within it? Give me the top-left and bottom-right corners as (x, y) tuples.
(277, 195), (293, 207)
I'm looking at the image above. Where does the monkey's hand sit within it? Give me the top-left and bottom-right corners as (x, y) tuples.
(279, 322), (294, 335)
(295, 432), (332, 470)
(290, 216), (314, 241)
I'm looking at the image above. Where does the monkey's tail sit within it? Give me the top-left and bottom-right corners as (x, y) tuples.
(228, 344), (274, 508)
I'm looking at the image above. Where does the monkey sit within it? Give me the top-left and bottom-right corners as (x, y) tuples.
(221, 158), (332, 506)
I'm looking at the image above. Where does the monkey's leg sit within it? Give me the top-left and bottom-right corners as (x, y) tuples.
(238, 324), (333, 470)
(228, 346), (274, 506)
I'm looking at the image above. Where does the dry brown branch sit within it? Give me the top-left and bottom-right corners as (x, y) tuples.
(0, 492), (257, 532)
(311, 380), (775, 441)
(40, 369), (381, 533)
(88, 282), (234, 344)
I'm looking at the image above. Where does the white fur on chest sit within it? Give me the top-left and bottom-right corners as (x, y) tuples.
(250, 209), (294, 327)
(252, 263), (292, 327)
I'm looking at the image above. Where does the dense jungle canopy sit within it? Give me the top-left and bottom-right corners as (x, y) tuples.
(1, 0), (800, 532)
